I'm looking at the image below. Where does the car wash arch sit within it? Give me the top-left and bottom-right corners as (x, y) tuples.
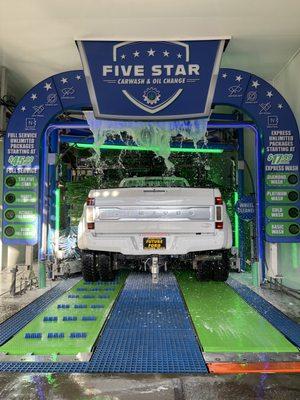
(2, 39), (299, 288)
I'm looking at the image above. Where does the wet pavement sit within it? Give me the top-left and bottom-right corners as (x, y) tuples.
(231, 272), (300, 323)
(0, 373), (299, 399)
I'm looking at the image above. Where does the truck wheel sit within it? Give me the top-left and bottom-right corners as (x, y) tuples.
(196, 260), (213, 281)
(97, 253), (115, 281)
(212, 253), (230, 282)
(82, 252), (100, 282)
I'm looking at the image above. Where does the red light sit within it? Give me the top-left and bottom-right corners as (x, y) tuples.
(215, 197), (223, 205)
(215, 221), (223, 229)
(87, 197), (95, 206)
(87, 222), (95, 230)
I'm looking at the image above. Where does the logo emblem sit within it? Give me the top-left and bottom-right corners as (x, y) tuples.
(143, 88), (161, 105)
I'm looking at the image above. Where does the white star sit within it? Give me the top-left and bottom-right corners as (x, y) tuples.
(133, 51), (140, 58)
(147, 48), (155, 56)
(278, 103), (283, 109)
(75, 75), (81, 80)
(30, 93), (37, 100)
(266, 91), (273, 98)
(121, 54), (126, 60)
(44, 82), (52, 91)
(163, 50), (170, 57)
(222, 73), (227, 78)
(61, 77), (68, 84)
(177, 53), (182, 59)
(251, 80), (260, 89)
(21, 106), (26, 112)
(235, 75), (243, 82)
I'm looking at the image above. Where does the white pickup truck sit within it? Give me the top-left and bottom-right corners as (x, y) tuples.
(78, 176), (232, 282)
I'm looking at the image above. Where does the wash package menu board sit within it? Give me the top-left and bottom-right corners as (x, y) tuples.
(3, 134), (40, 243)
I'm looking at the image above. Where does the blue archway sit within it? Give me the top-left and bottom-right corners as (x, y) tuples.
(2, 68), (300, 285)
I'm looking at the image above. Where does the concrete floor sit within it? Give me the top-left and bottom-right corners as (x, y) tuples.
(0, 269), (299, 399)
(0, 373), (300, 399)
(0, 267), (59, 324)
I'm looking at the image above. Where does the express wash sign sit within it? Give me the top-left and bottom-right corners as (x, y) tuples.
(77, 39), (228, 120)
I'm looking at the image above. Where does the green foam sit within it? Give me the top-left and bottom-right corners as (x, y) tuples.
(0, 273), (127, 356)
(176, 271), (298, 353)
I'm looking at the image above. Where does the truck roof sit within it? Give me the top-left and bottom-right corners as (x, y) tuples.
(119, 176), (190, 188)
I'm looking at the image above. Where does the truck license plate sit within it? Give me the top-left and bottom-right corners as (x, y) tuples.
(143, 237), (166, 250)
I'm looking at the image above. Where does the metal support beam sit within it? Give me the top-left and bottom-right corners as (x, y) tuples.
(0, 67), (7, 271)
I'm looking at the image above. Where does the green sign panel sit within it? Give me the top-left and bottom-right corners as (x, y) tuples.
(266, 190), (299, 203)
(4, 208), (37, 223)
(5, 174), (38, 189)
(266, 206), (299, 220)
(266, 173), (299, 187)
(4, 191), (37, 205)
(266, 222), (300, 237)
(4, 224), (37, 240)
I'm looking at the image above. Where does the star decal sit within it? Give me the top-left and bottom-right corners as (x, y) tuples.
(235, 75), (243, 82)
(251, 80), (260, 89)
(61, 77), (68, 84)
(44, 82), (52, 91)
(177, 53), (182, 59)
(133, 51), (140, 58)
(266, 91), (273, 98)
(147, 48), (155, 56)
(222, 73), (228, 78)
(277, 103), (283, 109)
(121, 54), (126, 60)
(75, 75), (81, 80)
(163, 50), (170, 57)
(30, 93), (37, 100)
(21, 106), (26, 112)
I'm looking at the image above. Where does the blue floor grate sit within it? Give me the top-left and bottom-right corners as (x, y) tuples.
(88, 273), (207, 373)
(1, 273), (298, 373)
(0, 278), (80, 346)
(227, 277), (300, 348)
(0, 273), (207, 373)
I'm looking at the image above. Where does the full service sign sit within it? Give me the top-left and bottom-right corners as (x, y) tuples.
(3, 133), (40, 244)
(77, 39), (227, 119)
(2, 76), (62, 245)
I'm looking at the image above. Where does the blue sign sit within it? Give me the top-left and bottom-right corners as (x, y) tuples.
(214, 68), (300, 243)
(76, 39), (228, 120)
(235, 195), (256, 221)
(2, 71), (90, 246)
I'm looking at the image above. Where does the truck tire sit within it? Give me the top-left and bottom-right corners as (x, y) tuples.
(97, 253), (115, 281)
(196, 260), (213, 281)
(212, 261), (229, 281)
(82, 252), (99, 282)
(212, 252), (230, 281)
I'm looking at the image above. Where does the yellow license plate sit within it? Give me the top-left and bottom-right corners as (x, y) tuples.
(143, 237), (166, 250)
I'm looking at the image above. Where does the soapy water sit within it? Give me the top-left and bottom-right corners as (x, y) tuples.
(84, 111), (208, 172)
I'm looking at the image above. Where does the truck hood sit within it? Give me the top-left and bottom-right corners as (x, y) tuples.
(89, 187), (216, 207)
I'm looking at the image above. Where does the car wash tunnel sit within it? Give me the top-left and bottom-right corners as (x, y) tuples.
(0, 32), (300, 383)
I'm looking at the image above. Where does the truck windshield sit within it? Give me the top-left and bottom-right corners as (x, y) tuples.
(119, 177), (190, 188)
